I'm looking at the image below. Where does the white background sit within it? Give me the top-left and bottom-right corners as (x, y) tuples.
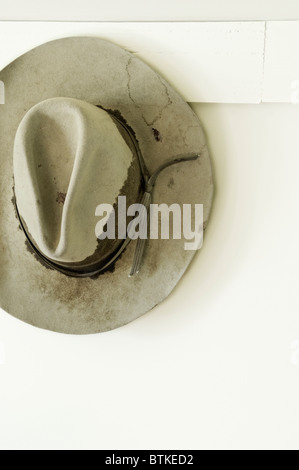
(0, 1), (299, 451)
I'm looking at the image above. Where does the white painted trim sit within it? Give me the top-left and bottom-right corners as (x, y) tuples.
(0, 20), (298, 103)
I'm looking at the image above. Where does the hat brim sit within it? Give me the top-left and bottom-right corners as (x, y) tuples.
(0, 37), (214, 334)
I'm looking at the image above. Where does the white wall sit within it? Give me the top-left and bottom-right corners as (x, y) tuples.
(2, 21), (299, 103)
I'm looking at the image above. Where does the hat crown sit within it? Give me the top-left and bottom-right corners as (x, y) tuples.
(14, 98), (142, 270)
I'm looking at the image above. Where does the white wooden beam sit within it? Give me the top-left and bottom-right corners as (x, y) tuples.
(1, 20), (299, 103)
(0, 0), (299, 22)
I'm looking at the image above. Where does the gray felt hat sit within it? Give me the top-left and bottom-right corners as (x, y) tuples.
(0, 37), (214, 334)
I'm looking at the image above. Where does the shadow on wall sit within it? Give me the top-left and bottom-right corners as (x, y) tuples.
(137, 102), (263, 333)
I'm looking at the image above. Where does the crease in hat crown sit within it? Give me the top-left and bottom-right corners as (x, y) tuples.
(13, 97), (141, 268)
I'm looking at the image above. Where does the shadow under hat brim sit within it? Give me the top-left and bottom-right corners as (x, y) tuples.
(0, 37), (214, 334)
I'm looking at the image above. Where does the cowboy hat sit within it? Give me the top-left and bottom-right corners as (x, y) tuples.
(0, 37), (214, 334)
